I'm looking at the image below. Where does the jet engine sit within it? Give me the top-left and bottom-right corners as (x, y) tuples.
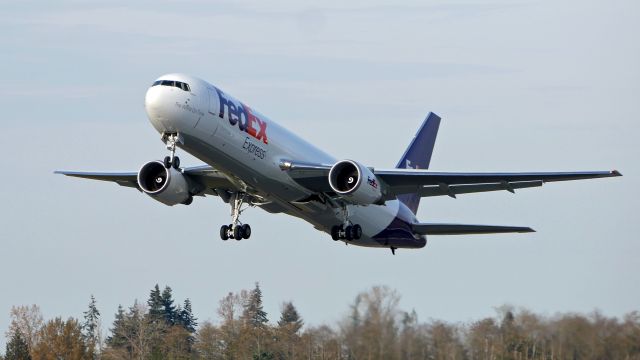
(328, 160), (383, 205)
(137, 161), (192, 206)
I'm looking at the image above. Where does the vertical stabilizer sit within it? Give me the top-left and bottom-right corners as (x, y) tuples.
(396, 112), (441, 214)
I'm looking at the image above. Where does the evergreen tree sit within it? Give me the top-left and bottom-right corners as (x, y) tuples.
(161, 286), (177, 326)
(147, 284), (163, 322)
(243, 283), (269, 328)
(82, 295), (101, 359)
(276, 302), (303, 359)
(106, 304), (127, 348)
(278, 302), (303, 334)
(5, 331), (31, 360)
(178, 298), (198, 334)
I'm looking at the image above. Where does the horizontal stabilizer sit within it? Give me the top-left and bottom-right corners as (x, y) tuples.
(412, 223), (535, 235)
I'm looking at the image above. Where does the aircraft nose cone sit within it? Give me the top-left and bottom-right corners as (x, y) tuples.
(145, 85), (177, 133)
(144, 79), (199, 134)
(145, 86), (163, 121)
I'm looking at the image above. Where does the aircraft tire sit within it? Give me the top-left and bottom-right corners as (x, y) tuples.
(242, 224), (251, 239)
(220, 225), (229, 240)
(163, 156), (171, 168)
(353, 224), (362, 239)
(233, 226), (243, 240)
(331, 226), (340, 241)
(172, 156), (180, 169)
(345, 225), (353, 241)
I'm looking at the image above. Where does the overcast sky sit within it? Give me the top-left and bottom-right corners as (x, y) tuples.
(1, 0), (638, 349)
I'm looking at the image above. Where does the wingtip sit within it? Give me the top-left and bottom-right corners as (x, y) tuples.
(524, 227), (536, 233)
(611, 170), (622, 177)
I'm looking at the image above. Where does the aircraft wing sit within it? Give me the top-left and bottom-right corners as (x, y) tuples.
(55, 165), (236, 196)
(54, 170), (140, 188)
(411, 223), (535, 235)
(281, 160), (622, 198)
(374, 169), (621, 199)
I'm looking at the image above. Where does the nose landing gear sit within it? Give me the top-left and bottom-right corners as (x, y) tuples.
(162, 133), (181, 169)
(219, 193), (252, 241)
(163, 155), (180, 169)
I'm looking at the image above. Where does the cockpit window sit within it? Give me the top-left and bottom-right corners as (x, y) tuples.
(151, 79), (191, 92)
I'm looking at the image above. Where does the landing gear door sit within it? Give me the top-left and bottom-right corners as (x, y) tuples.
(197, 87), (220, 136)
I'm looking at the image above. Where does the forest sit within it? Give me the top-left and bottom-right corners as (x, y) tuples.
(2, 283), (639, 359)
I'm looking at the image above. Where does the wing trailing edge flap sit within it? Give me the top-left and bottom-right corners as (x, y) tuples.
(412, 223), (535, 235)
(279, 160), (333, 193)
(388, 180), (543, 199)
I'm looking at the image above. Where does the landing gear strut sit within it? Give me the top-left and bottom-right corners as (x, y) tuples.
(330, 204), (362, 241)
(162, 133), (181, 169)
(219, 193), (252, 241)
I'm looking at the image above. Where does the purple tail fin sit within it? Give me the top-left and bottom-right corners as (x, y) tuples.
(396, 112), (441, 214)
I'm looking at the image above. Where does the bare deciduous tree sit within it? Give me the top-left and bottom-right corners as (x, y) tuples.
(6, 304), (44, 354)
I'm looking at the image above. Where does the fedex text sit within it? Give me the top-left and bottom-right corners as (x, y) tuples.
(216, 88), (269, 145)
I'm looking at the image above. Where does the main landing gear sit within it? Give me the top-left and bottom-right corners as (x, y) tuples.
(331, 224), (362, 241)
(330, 204), (363, 241)
(220, 223), (251, 241)
(220, 193), (252, 241)
(162, 133), (181, 170)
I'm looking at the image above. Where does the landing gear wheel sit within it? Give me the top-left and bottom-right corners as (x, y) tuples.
(172, 156), (180, 169)
(163, 156), (171, 168)
(345, 225), (354, 241)
(220, 225), (229, 240)
(241, 224), (251, 239)
(221, 192), (254, 242)
(233, 226), (243, 241)
(352, 224), (362, 240)
(331, 226), (340, 241)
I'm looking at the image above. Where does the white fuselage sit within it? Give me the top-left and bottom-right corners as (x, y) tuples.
(144, 74), (425, 249)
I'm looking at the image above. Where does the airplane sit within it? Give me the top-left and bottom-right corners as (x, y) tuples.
(56, 74), (622, 255)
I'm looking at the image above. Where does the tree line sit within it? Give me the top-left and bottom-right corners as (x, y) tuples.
(3, 284), (640, 359)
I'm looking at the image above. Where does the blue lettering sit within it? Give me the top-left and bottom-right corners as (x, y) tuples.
(215, 87), (269, 145)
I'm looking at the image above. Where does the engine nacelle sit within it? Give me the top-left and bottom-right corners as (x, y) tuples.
(328, 160), (383, 205)
(137, 161), (191, 206)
